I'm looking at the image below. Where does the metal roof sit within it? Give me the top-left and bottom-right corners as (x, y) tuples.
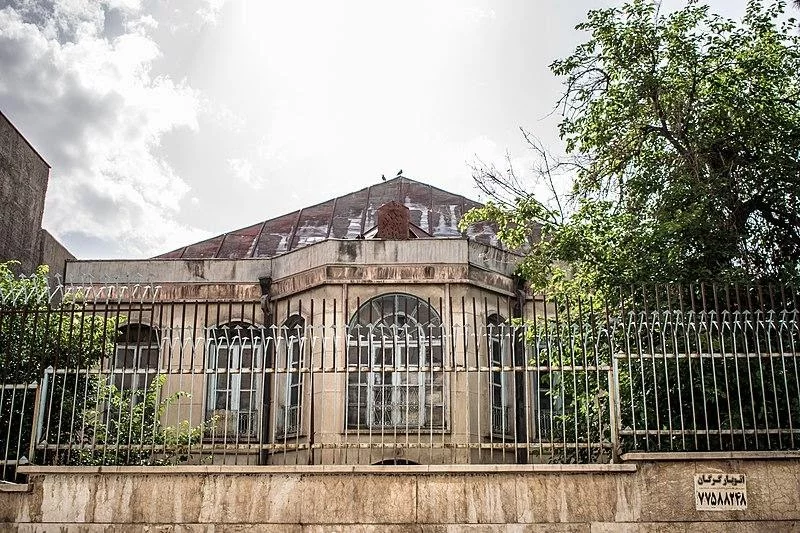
(155, 177), (503, 260)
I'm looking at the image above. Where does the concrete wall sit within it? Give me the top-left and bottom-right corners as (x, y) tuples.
(38, 229), (75, 276)
(2, 460), (799, 530)
(0, 111), (50, 273)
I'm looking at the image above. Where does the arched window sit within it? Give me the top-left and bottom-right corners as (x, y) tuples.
(487, 314), (510, 436)
(113, 324), (159, 395)
(347, 294), (444, 429)
(206, 322), (264, 439)
(275, 315), (305, 437)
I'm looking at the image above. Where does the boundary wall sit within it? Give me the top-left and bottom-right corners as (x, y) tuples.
(2, 460), (799, 531)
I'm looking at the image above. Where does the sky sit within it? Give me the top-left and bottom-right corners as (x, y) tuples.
(0, 0), (751, 259)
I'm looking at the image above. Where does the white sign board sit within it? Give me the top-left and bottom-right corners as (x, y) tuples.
(694, 473), (747, 511)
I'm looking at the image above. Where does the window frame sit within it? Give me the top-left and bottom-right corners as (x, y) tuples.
(275, 315), (305, 438)
(487, 314), (512, 437)
(205, 321), (264, 440)
(346, 293), (445, 431)
(112, 324), (160, 400)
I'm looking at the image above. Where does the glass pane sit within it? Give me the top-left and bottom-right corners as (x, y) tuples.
(490, 340), (502, 365)
(376, 348), (394, 366)
(347, 383), (368, 403)
(347, 404), (365, 427)
(141, 348), (159, 368)
(430, 344), (443, 364)
(239, 391), (251, 410)
(407, 347), (419, 366)
(492, 371), (503, 387)
(290, 344), (302, 367)
(241, 347), (253, 368)
(347, 344), (360, 366)
(347, 373), (365, 385)
(215, 392), (228, 410)
(216, 347), (229, 369)
(119, 347), (136, 368)
(397, 372), (420, 385)
(430, 405), (444, 426)
(493, 385), (503, 405)
(373, 371), (390, 385)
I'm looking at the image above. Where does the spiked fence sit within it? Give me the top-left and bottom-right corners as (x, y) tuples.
(1, 280), (798, 482)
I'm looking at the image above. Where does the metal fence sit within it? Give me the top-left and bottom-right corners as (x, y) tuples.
(1, 282), (798, 482)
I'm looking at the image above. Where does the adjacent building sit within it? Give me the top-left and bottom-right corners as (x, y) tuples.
(0, 110), (74, 274)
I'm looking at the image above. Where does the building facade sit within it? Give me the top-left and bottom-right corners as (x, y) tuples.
(61, 178), (554, 465)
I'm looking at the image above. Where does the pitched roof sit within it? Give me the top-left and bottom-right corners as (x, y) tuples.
(155, 176), (502, 260)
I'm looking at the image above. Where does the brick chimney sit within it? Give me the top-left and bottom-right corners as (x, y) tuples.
(375, 201), (410, 240)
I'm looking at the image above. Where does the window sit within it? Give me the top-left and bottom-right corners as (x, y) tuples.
(275, 315), (305, 437)
(487, 314), (510, 436)
(206, 322), (263, 439)
(347, 294), (445, 429)
(535, 370), (563, 441)
(529, 338), (563, 441)
(113, 324), (160, 397)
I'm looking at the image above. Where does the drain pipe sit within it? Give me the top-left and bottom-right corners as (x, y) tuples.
(258, 276), (273, 464)
(512, 274), (528, 464)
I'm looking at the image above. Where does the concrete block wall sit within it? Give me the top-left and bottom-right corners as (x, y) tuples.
(2, 460), (799, 530)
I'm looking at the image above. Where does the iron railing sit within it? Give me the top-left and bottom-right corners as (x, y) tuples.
(1, 282), (797, 481)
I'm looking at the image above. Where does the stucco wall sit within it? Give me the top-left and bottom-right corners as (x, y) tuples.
(3, 460), (799, 530)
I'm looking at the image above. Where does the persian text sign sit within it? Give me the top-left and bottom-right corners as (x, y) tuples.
(694, 473), (747, 511)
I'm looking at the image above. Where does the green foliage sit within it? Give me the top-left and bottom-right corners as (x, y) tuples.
(464, 0), (800, 297)
(65, 375), (212, 466)
(0, 261), (119, 382)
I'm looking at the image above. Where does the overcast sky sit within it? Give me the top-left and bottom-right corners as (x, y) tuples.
(0, 0), (750, 259)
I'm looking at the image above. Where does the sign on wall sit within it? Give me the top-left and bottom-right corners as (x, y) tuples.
(694, 473), (747, 511)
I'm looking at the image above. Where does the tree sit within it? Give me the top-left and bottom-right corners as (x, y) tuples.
(463, 0), (800, 297)
(0, 262), (117, 383)
(462, 1), (800, 459)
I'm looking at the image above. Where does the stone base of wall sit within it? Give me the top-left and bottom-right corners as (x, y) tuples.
(2, 461), (799, 531)
(4, 523), (800, 532)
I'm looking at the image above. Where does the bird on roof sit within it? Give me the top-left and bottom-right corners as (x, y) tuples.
(396, 169), (403, 177)
(381, 174), (386, 181)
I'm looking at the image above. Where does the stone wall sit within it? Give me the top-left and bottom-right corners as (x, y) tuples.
(0, 111), (50, 274)
(2, 460), (799, 531)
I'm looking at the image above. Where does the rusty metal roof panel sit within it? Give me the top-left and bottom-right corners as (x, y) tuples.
(157, 247), (186, 259)
(399, 179), (434, 233)
(153, 177), (507, 260)
(330, 186), (369, 239)
(290, 199), (336, 250)
(253, 211), (300, 257)
(181, 234), (225, 259)
(430, 188), (471, 237)
(217, 222), (263, 259)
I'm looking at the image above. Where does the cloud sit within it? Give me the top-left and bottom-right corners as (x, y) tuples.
(196, 0), (227, 25)
(0, 2), (210, 258)
(227, 157), (263, 189)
